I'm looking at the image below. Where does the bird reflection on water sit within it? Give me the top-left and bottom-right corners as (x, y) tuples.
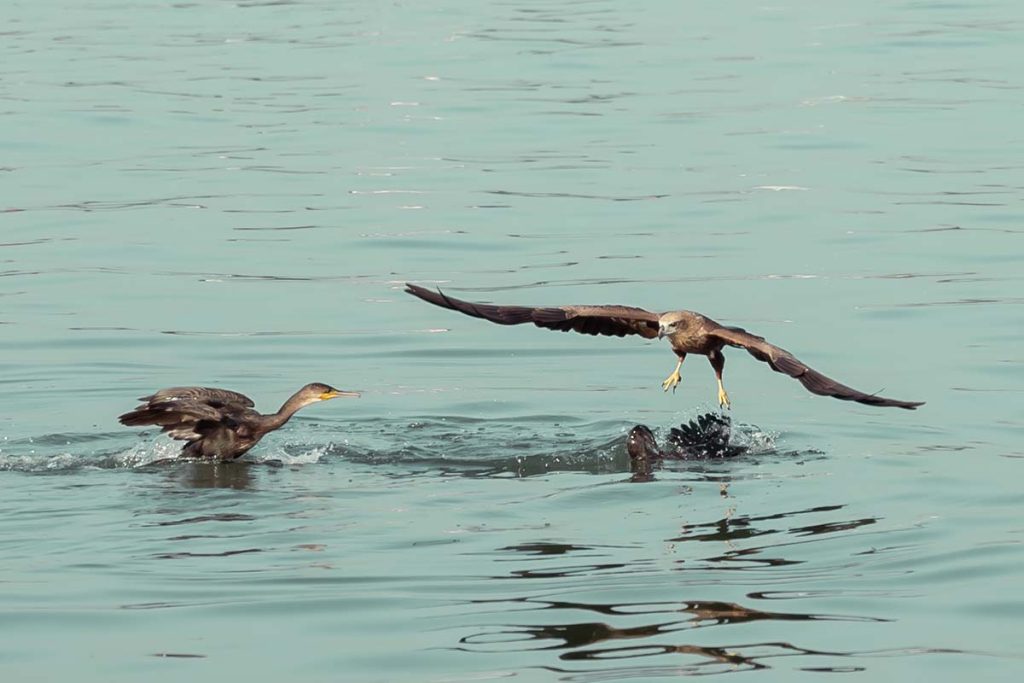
(456, 501), (891, 675)
(135, 458), (290, 490)
(460, 590), (881, 674)
(172, 461), (259, 490)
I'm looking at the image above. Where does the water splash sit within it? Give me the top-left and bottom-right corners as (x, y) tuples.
(0, 416), (790, 476)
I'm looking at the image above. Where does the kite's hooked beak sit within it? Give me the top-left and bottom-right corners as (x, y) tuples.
(657, 325), (666, 340)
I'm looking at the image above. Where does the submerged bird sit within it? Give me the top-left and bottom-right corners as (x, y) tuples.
(405, 283), (923, 410)
(627, 414), (748, 461)
(626, 415), (747, 483)
(118, 383), (359, 460)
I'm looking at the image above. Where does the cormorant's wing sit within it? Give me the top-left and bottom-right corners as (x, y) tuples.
(119, 400), (232, 441)
(405, 283), (660, 339)
(138, 386), (255, 408)
(708, 325), (924, 410)
(667, 413), (747, 458)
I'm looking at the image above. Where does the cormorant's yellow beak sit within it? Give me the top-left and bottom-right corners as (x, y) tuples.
(321, 389), (360, 400)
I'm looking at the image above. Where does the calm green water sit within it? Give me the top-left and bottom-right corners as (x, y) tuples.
(2, 0), (1023, 680)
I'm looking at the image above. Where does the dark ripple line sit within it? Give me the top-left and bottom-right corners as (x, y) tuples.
(153, 548), (262, 559)
(486, 190), (668, 201)
(233, 224), (319, 231)
(464, 595), (887, 629)
(558, 639), (842, 665)
(145, 513), (255, 527)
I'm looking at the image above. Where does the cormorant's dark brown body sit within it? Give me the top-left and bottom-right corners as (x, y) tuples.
(405, 283), (923, 410)
(627, 414), (747, 461)
(119, 383), (358, 460)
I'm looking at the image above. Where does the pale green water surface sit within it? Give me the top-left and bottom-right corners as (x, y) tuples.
(2, 0), (1023, 681)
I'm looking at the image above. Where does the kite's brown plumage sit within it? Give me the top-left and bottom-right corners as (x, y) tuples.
(405, 283), (923, 411)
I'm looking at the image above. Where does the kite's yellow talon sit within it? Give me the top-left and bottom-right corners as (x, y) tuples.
(662, 369), (682, 393)
(717, 382), (731, 409)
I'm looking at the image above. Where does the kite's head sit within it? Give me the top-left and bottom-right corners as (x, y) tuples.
(658, 311), (697, 340)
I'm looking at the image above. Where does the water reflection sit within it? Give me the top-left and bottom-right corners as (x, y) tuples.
(460, 590), (884, 674)
(555, 640), (861, 675)
(671, 505), (876, 542)
(458, 497), (888, 674)
(144, 460), (261, 490)
(462, 595), (883, 647)
(500, 542), (601, 556)
(145, 512), (256, 527)
(667, 505), (878, 572)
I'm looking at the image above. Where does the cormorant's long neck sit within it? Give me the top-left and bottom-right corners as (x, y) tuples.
(259, 392), (311, 432)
